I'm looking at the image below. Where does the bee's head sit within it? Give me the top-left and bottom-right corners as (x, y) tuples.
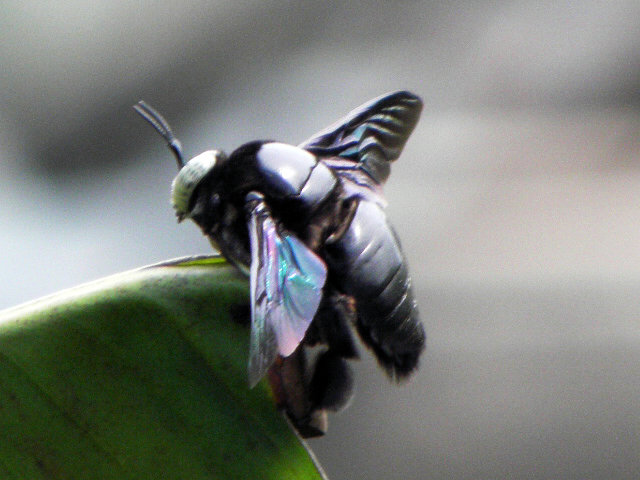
(171, 150), (225, 222)
(133, 101), (226, 223)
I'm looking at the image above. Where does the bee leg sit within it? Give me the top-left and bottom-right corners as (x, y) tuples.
(305, 289), (357, 413)
(297, 189), (355, 252)
(268, 350), (328, 438)
(270, 288), (359, 437)
(309, 349), (355, 412)
(306, 289), (359, 358)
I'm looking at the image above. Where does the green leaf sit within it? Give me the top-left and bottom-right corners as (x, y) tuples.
(0, 256), (326, 479)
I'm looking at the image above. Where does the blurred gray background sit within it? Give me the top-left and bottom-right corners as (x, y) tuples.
(1, 1), (639, 479)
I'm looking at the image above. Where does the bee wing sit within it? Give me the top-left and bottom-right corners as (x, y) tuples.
(246, 192), (328, 387)
(298, 90), (422, 185)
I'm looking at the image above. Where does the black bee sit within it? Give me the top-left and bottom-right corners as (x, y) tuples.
(134, 91), (425, 436)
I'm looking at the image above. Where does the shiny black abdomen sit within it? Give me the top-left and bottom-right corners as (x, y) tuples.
(325, 200), (425, 377)
(219, 141), (424, 376)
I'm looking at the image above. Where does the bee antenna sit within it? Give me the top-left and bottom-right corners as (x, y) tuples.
(133, 100), (185, 168)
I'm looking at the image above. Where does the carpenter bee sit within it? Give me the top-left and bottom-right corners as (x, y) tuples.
(134, 91), (425, 436)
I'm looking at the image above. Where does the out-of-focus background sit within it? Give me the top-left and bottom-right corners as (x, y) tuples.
(1, 1), (639, 478)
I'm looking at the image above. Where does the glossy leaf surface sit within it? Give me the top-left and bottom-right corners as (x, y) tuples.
(0, 256), (326, 480)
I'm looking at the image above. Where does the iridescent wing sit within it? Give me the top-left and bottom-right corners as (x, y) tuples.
(245, 192), (327, 387)
(298, 90), (422, 193)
